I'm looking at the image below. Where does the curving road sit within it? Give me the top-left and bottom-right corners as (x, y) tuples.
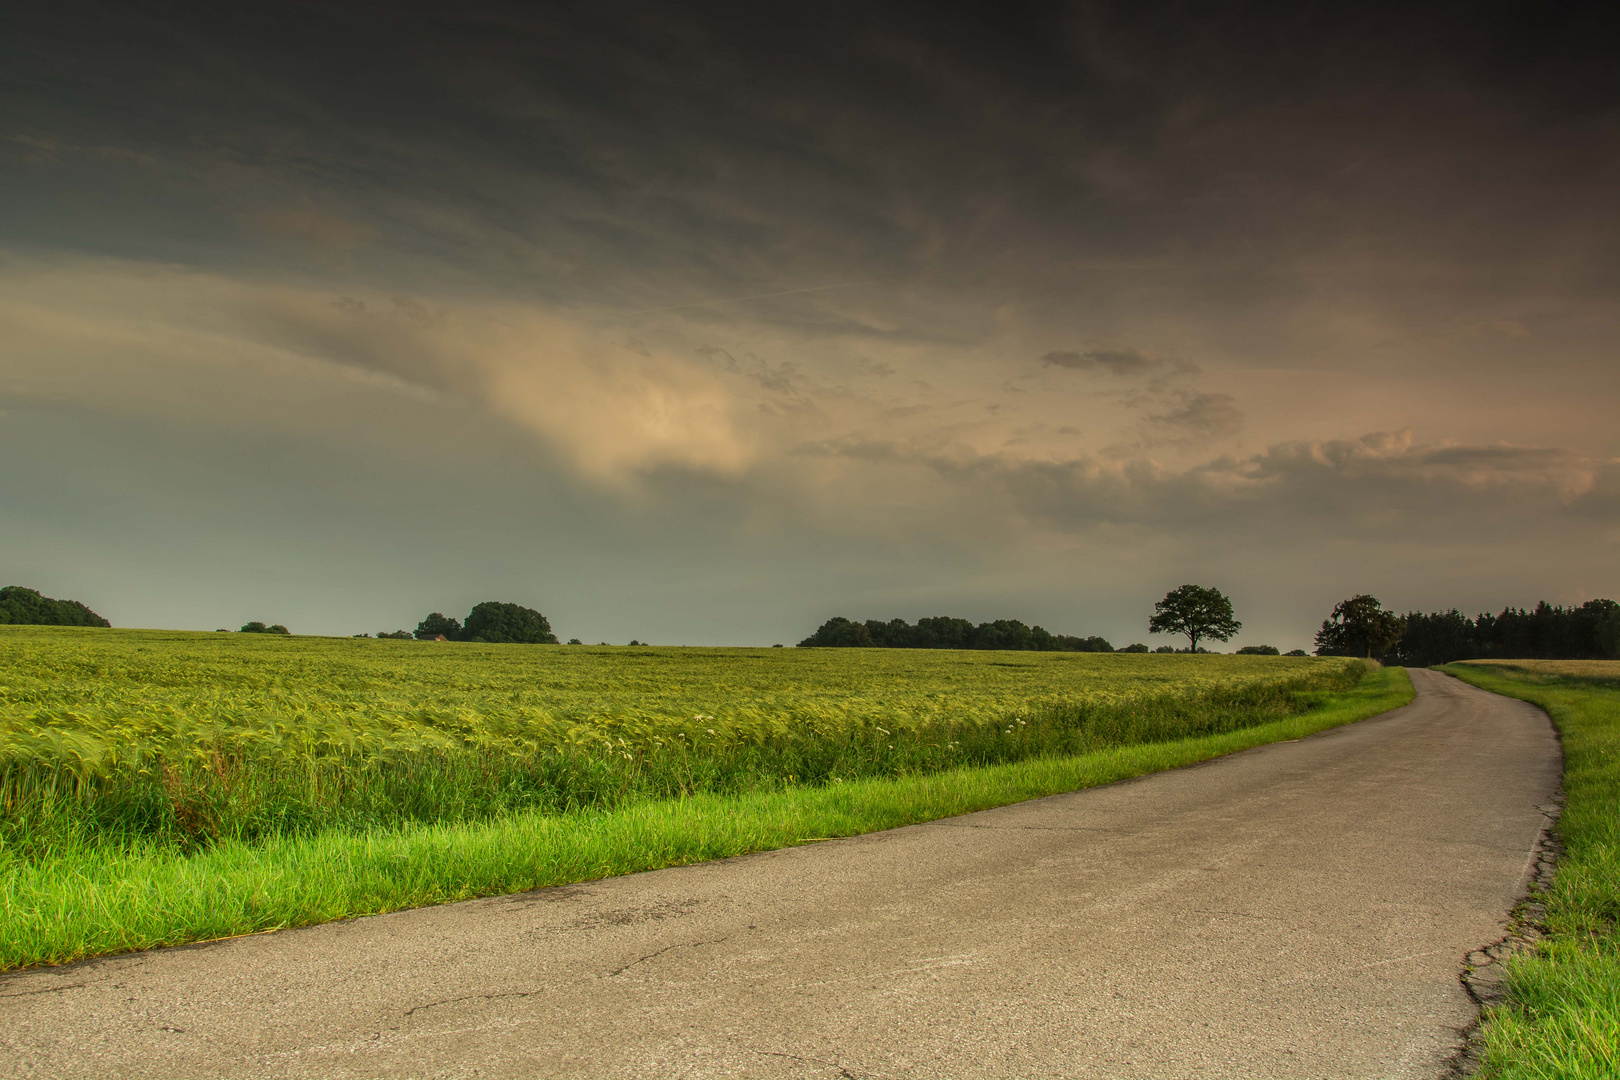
(1, 669), (1561, 1079)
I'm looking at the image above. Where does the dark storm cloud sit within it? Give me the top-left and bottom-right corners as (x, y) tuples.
(7, 0), (1619, 323)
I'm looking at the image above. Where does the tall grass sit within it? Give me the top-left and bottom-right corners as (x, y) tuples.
(0, 665), (1410, 971)
(1445, 661), (1620, 1080)
(0, 629), (1364, 858)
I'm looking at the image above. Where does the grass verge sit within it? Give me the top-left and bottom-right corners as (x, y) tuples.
(1443, 662), (1620, 1080)
(0, 665), (1411, 972)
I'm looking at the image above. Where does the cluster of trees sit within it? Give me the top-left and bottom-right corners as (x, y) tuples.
(0, 586), (110, 627)
(1313, 595), (1620, 664)
(414, 601), (558, 644)
(239, 621), (290, 635)
(799, 616), (1114, 652)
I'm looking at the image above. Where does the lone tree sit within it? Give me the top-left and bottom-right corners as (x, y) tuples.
(1315, 595), (1406, 660)
(1148, 585), (1242, 652)
(461, 601), (558, 644)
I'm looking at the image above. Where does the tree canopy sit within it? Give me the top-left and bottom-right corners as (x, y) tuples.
(415, 603), (557, 644)
(239, 621), (290, 634)
(1314, 595), (1405, 659)
(0, 586), (110, 627)
(1147, 585), (1241, 652)
(462, 601), (558, 644)
(798, 615), (1111, 652)
(414, 612), (463, 640)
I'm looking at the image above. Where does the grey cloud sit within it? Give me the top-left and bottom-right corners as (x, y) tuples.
(750, 361), (799, 395)
(695, 345), (740, 371)
(1042, 347), (1160, 375)
(1145, 392), (1244, 442)
(1042, 348), (1202, 379)
(852, 356), (895, 377)
(806, 429), (1613, 540)
(1228, 433), (1603, 502)
(795, 435), (905, 463)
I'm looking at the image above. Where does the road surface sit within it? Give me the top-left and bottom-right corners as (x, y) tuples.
(1, 668), (1561, 1079)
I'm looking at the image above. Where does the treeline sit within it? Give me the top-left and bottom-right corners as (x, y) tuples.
(800, 616), (1116, 652)
(1387, 599), (1620, 667)
(0, 586), (110, 628)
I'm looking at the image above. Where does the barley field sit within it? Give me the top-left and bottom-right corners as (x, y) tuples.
(1, 626), (1361, 856)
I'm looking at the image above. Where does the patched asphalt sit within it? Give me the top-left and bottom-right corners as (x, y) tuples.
(0, 668), (1562, 1079)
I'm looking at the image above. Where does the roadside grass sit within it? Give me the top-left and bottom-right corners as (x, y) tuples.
(0, 665), (1411, 971)
(1444, 661), (1620, 1080)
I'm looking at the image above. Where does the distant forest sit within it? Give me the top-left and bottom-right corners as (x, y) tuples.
(1377, 600), (1620, 666)
(800, 616), (1116, 652)
(0, 586), (110, 628)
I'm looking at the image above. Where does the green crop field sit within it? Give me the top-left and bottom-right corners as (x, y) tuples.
(0, 626), (1401, 970)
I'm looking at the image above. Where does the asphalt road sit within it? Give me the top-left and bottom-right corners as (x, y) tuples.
(2, 668), (1561, 1079)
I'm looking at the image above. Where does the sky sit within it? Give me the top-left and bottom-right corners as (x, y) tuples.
(2, 0), (1617, 648)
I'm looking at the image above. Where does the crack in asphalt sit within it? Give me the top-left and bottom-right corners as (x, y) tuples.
(754, 1048), (880, 1079)
(1191, 908), (1287, 922)
(606, 937), (730, 978)
(402, 991), (538, 1017)
(0, 983), (87, 1000)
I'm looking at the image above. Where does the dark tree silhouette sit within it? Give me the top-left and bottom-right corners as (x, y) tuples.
(1387, 597), (1619, 665)
(414, 612), (462, 640)
(1148, 585), (1241, 652)
(413, 603), (557, 643)
(796, 615), (1111, 651)
(0, 586), (110, 627)
(1315, 595), (1405, 660)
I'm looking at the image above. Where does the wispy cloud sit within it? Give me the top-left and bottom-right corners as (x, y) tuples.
(1143, 391), (1244, 444)
(1044, 348), (1156, 375)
